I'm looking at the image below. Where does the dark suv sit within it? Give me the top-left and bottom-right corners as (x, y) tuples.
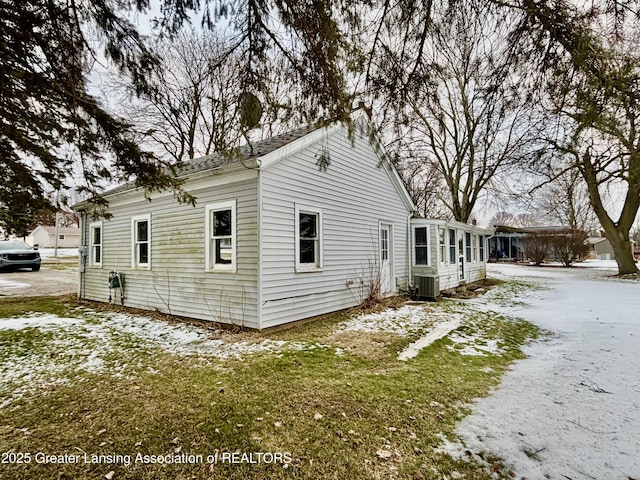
(0, 241), (41, 271)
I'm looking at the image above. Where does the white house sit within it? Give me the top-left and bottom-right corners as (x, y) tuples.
(74, 118), (418, 330)
(410, 218), (493, 295)
(27, 226), (81, 248)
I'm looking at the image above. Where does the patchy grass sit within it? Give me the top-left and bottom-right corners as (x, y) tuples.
(0, 283), (540, 480)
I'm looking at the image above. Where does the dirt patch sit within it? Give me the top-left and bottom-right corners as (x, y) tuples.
(0, 266), (77, 297)
(327, 330), (399, 360)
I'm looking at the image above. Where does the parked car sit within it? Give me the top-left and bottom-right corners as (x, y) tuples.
(0, 240), (41, 271)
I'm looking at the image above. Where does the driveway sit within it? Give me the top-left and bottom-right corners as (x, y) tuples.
(0, 264), (78, 297)
(452, 262), (640, 480)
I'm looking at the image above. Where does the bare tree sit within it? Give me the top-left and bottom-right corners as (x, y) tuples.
(383, 5), (536, 223)
(535, 167), (597, 232)
(519, 4), (640, 273)
(110, 31), (245, 163)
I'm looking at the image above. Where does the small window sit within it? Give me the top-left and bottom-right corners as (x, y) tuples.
(131, 214), (151, 269)
(439, 228), (446, 264)
(89, 222), (102, 267)
(295, 205), (322, 271)
(59, 234), (65, 240)
(206, 201), (236, 271)
(449, 229), (456, 264)
(479, 235), (485, 262)
(414, 226), (429, 265)
(465, 232), (472, 262)
(380, 227), (389, 261)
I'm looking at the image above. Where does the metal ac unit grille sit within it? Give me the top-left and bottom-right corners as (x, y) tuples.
(415, 275), (440, 299)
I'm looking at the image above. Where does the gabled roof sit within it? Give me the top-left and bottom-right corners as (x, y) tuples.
(99, 125), (322, 198)
(75, 114), (415, 213)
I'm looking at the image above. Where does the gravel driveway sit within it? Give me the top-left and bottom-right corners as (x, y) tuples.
(0, 264), (78, 297)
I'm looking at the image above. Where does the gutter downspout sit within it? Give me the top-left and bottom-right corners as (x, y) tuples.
(407, 213), (412, 288)
(78, 210), (85, 299)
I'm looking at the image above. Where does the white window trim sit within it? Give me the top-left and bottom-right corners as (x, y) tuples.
(412, 225), (430, 266)
(205, 201), (237, 272)
(439, 227), (447, 265)
(131, 214), (151, 269)
(295, 204), (323, 273)
(472, 234), (478, 262)
(89, 221), (103, 268)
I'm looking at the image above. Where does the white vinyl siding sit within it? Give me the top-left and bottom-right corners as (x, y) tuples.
(205, 201), (236, 272)
(411, 219), (491, 290)
(79, 174), (259, 329)
(89, 222), (102, 267)
(131, 214), (151, 269)
(259, 127), (412, 328)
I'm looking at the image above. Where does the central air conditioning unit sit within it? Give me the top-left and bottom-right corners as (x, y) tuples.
(414, 275), (440, 300)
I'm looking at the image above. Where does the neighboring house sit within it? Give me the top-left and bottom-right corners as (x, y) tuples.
(489, 225), (570, 262)
(27, 226), (81, 248)
(411, 218), (493, 293)
(73, 117), (417, 330)
(585, 233), (636, 261)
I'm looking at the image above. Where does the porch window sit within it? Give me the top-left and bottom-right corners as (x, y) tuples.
(472, 234), (478, 262)
(414, 226), (429, 265)
(206, 201), (236, 272)
(295, 205), (323, 271)
(439, 228), (447, 264)
(89, 222), (102, 267)
(131, 214), (151, 268)
(465, 232), (472, 262)
(449, 229), (456, 264)
(479, 235), (485, 261)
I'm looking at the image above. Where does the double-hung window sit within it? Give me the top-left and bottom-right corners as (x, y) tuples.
(479, 235), (485, 262)
(89, 222), (102, 267)
(295, 205), (322, 271)
(449, 229), (456, 264)
(439, 228), (447, 264)
(465, 232), (472, 262)
(206, 201), (236, 272)
(131, 214), (151, 269)
(414, 226), (429, 265)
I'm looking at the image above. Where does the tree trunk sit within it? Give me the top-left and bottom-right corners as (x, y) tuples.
(602, 227), (639, 274)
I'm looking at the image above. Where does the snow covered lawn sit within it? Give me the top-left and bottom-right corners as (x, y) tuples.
(0, 308), (315, 409)
(442, 262), (640, 480)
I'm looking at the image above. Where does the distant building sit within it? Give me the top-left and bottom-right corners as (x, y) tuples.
(27, 226), (81, 248)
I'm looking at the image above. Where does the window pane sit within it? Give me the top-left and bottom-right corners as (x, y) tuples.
(95, 245), (101, 263)
(415, 227), (427, 245)
(137, 221), (148, 242)
(138, 243), (149, 264)
(300, 239), (315, 263)
(299, 213), (317, 238)
(93, 227), (101, 244)
(214, 210), (232, 237)
(415, 246), (428, 265)
(215, 238), (232, 264)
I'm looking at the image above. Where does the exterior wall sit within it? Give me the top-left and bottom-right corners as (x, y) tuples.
(259, 127), (412, 328)
(411, 220), (490, 291)
(79, 172), (260, 329)
(27, 228), (80, 248)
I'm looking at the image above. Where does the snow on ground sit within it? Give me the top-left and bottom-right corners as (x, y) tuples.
(37, 248), (79, 259)
(0, 310), (311, 409)
(337, 304), (464, 337)
(0, 277), (31, 289)
(443, 262), (640, 480)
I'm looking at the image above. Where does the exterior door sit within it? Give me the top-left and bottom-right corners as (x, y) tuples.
(380, 224), (392, 294)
